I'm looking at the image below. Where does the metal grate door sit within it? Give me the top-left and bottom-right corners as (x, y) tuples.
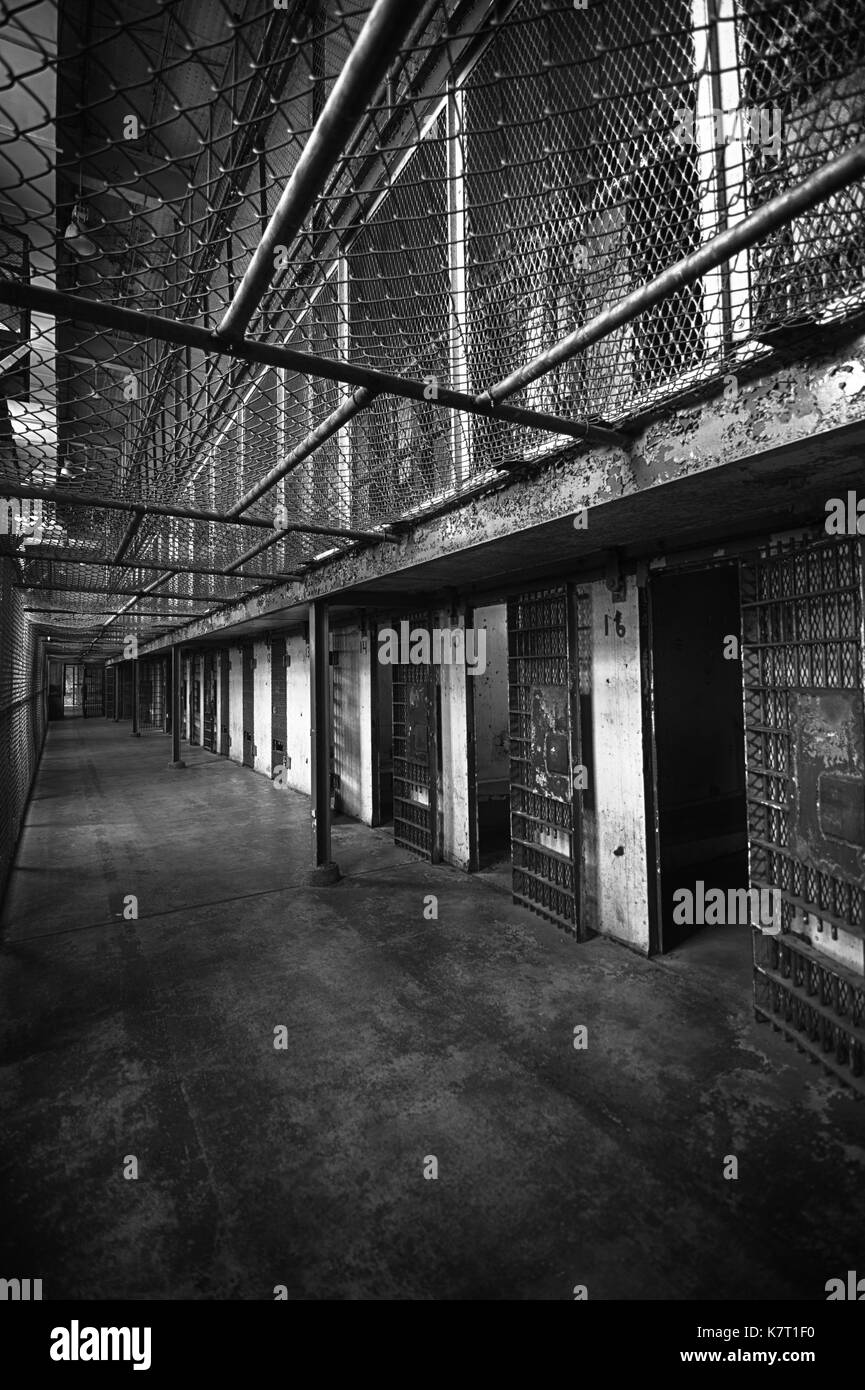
(219, 649), (230, 756)
(242, 644), (255, 768)
(82, 666), (103, 716)
(742, 535), (865, 1092)
(270, 637), (287, 777)
(104, 666), (116, 719)
(507, 586), (583, 936)
(203, 652), (217, 751)
(118, 665), (133, 720)
(191, 657), (202, 744)
(392, 613), (437, 860)
(139, 658), (166, 732)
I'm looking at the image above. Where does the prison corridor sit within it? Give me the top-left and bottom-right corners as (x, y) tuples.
(2, 719), (864, 1301)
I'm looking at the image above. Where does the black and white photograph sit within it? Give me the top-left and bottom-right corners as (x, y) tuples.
(1, 0), (864, 1356)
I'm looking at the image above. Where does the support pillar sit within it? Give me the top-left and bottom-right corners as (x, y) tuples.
(307, 600), (340, 884)
(168, 645), (186, 769)
(131, 657), (140, 736)
(113, 663), (121, 720)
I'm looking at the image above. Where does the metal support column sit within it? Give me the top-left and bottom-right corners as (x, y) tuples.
(113, 663), (121, 720)
(169, 646), (186, 769)
(308, 600), (340, 883)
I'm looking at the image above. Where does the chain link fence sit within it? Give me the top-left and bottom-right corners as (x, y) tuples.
(0, 0), (864, 657)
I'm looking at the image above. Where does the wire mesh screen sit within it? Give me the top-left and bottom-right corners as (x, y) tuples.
(739, 0), (865, 331)
(1, 0), (865, 658)
(0, 555), (48, 901)
(741, 536), (864, 937)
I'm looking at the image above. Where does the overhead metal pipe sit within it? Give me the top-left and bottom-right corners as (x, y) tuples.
(81, 570), (222, 660)
(481, 140), (865, 406)
(221, 519), (398, 576)
(112, 509), (145, 564)
(24, 608), (198, 618)
(0, 282), (624, 445)
(226, 387), (374, 517)
(17, 581), (234, 602)
(0, 479), (275, 529)
(19, 548), (300, 582)
(218, 0), (418, 339)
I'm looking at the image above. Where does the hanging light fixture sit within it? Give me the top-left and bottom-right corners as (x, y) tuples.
(64, 200), (98, 258)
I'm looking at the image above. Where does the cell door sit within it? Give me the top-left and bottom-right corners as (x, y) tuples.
(242, 644), (255, 768)
(219, 650), (230, 756)
(271, 637), (287, 777)
(119, 665), (134, 720)
(104, 666), (116, 720)
(203, 652), (217, 751)
(83, 667), (103, 716)
(743, 535), (865, 1093)
(191, 657), (202, 744)
(507, 585), (584, 937)
(392, 613), (438, 860)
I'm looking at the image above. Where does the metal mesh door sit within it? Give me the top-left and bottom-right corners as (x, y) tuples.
(82, 667), (103, 716)
(118, 665), (133, 720)
(742, 535), (865, 1092)
(139, 659), (166, 732)
(392, 614), (437, 860)
(242, 645), (255, 768)
(104, 666), (116, 719)
(507, 586), (582, 936)
(219, 650), (230, 757)
(191, 658), (202, 744)
(270, 637), (287, 778)
(203, 652), (217, 751)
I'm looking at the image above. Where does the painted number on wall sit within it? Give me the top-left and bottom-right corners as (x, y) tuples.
(604, 611), (626, 638)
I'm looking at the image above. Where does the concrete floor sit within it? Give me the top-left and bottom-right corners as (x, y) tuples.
(2, 719), (865, 1301)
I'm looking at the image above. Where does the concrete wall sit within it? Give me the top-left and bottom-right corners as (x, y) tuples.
(331, 623), (374, 824)
(253, 639), (271, 777)
(227, 644), (244, 766)
(587, 581), (650, 953)
(284, 630), (311, 795)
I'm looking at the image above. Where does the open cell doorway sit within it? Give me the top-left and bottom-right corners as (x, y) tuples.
(471, 603), (511, 887)
(648, 563), (750, 967)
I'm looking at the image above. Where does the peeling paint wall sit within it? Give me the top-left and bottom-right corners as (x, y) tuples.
(284, 631), (311, 795)
(253, 639), (271, 777)
(589, 581), (649, 952)
(227, 644), (244, 766)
